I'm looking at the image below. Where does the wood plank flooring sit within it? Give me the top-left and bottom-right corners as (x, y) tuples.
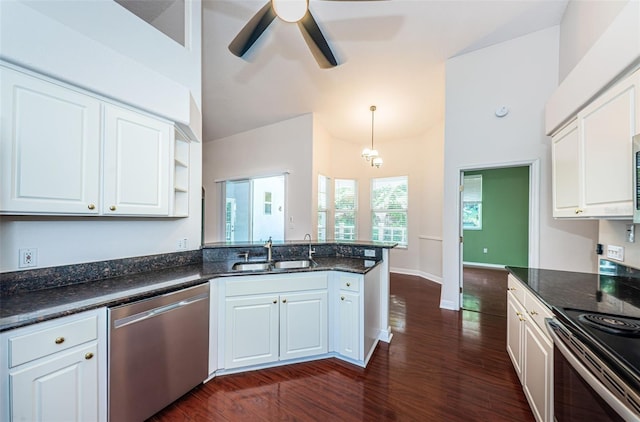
(148, 274), (534, 422)
(462, 267), (510, 317)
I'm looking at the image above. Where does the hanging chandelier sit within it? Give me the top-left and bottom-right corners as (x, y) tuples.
(361, 105), (383, 168)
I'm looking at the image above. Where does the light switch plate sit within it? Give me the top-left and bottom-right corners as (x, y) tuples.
(606, 245), (624, 261)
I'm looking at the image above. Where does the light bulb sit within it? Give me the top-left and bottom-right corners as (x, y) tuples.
(373, 157), (383, 168)
(361, 147), (371, 159)
(272, 0), (308, 23)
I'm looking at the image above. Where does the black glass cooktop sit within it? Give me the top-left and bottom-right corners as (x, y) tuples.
(559, 308), (640, 385)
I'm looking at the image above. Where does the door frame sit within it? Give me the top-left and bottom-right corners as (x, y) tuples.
(458, 159), (540, 306)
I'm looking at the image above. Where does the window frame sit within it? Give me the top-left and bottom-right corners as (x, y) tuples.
(317, 174), (328, 241)
(462, 174), (483, 231)
(370, 176), (408, 247)
(334, 178), (358, 241)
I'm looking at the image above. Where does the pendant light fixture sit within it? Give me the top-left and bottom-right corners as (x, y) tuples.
(361, 105), (383, 168)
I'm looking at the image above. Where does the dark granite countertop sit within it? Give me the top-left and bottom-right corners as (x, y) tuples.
(507, 266), (640, 318)
(0, 256), (379, 332)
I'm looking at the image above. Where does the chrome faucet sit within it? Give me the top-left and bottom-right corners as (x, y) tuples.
(264, 236), (273, 262)
(304, 233), (316, 260)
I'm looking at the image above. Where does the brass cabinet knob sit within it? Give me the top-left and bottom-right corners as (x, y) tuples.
(346, 282), (351, 287)
(55, 337), (65, 344)
(516, 312), (522, 316)
(87, 203), (96, 210)
(282, 299), (287, 303)
(109, 205), (117, 211)
(530, 310), (538, 316)
(341, 296), (345, 301)
(519, 317), (526, 322)
(575, 209), (583, 214)
(273, 299), (277, 304)
(85, 352), (94, 360)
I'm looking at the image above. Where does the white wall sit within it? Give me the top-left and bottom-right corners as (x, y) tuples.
(329, 127), (443, 280)
(0, 0), (202, 139)
(202, 114), (314, 243)
(0, 1), (203, 272)
(599, 221), (640, 270)
(442, 27), (600, 310)
(559, 0), (629, 82)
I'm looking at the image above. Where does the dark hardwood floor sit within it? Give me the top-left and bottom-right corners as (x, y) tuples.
(149, 273), (534, 422)
(462, 267), (509, 317)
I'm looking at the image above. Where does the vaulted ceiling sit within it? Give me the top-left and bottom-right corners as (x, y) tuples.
(202, 0), (568, 143)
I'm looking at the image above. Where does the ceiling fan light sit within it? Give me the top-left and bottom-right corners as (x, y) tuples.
(272, 0), (308, 23)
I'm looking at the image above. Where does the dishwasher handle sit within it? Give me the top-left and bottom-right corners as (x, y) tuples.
(113, 291), (209, 329)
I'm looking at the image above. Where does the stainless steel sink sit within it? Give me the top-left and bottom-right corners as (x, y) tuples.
(273, 259), (312, 269)
(232, 262), (271, 271)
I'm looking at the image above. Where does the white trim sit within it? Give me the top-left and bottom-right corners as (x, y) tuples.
(456, 159), (540, 310)
(214, 170), (291, 183)
(390, 268), (442, 284)
(418, 235), (442, 241)
(463, 261), (507, 270)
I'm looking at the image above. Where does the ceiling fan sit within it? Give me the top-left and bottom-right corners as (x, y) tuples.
(228, 0), (371, 69)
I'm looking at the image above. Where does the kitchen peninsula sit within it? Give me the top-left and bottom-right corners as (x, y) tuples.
(0, 240), (396, 422)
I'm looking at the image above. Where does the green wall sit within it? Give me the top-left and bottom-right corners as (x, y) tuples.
(463, 166), (529, 267)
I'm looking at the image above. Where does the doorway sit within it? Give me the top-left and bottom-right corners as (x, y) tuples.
(460, 165), (531, 317)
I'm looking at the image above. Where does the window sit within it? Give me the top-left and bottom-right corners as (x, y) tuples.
(264, 192), (272, 215)
(334, 179), (357, 240)
(371, 176), (408, 246)
(224, 175), (285, 242)
(317, 174), (328, 241)
(463, 174), (482, 230)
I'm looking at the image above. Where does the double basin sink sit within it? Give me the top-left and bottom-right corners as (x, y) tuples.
(232, 259), (314, 272)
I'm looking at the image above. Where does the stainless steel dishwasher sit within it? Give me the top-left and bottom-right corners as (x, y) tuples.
(108, 283), (209, 422)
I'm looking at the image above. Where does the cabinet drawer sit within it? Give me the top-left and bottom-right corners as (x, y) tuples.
(9, 314), (98, 367)
(337, 274), (360, 292)
(524, 292), (553, 336)
(507, 275), (526, 305)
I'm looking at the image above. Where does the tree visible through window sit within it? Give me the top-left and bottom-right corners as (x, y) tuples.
(317, 175), (328, 241)
(371, 176), (408, 246)
(334, 179), (357, 240)
(463, 174), (482, 230)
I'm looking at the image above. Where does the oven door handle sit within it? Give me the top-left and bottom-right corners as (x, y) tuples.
(546, 319), (640, 422)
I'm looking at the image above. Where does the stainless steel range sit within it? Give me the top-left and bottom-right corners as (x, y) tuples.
(546, 276), (640, 422)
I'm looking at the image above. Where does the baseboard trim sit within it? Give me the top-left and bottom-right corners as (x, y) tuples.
(390, 268), (442, 284)
(462, 261), (507, 270)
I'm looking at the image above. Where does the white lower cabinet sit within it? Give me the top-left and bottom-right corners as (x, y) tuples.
(222, 273), (328, 370)
(0, 308), (107, 422)
(506, 274), (553, 422)
(337, 290), (360, 361)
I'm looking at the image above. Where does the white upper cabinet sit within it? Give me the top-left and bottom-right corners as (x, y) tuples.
(552, 68), (640, 218)
(0, 63), (181, 217)
(552, 121), (580, 217)
(0, 67), (101, 214)
(103, 104), (171, 216)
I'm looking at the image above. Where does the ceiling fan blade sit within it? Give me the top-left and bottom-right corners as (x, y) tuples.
(298, 10), (338, 68)
(228, 2), (277, 57)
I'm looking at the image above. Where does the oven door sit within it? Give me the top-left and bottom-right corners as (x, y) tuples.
(546, 318), (640, 422)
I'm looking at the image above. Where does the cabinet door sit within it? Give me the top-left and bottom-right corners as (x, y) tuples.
(579, 71), (638, 217)
(506, 291), (525, 382)
(551, 121), (581, 217)
(103, 104), (172, 216)
(279, 290), (328, 360)
(337, 291), (361, 361)
(0, 67), (101, 214)
(224, 295), (279, 369)
(523, 321), (553, 422)
(10, 342), (98, 422)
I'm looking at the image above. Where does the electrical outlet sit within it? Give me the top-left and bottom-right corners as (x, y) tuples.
(176, 238), (188, 251)
(627, 224), (635, 243)
(606, 245), (624, 261)
(483, 248), (488, 254)
(19, 248), (37, 268)
(364, 249), (376, 257)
